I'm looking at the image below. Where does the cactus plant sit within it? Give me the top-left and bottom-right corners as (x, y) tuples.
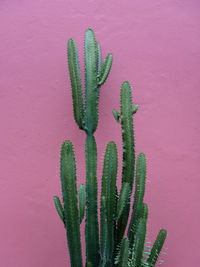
(53, 28), (167, 267)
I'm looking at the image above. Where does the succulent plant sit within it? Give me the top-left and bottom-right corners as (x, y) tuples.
(53, 28), (167, 267)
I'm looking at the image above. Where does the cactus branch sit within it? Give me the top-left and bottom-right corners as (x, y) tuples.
(60, 141), (82, 267)
(112, 109), (121, 123)
(131, 218), (147, 267)
(116, 182), (130, 221)
(132, 104), (139, 114)
(98, 53), (113, 87)
(116, 81), (135, 245)
(53, 196), (65, 226)
(84, 29), (98, 134)
(117, 238), (130, 267)
(100, 141), (118, 265)
(128, 153), (146, 245)
(67, 38), (84, 130)
(147, 229), (167, 267)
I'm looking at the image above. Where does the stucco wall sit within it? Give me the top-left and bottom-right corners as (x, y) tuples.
(1, 1), (200, 266)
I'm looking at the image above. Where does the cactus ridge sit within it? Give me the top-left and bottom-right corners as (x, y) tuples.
(97, 41), (101, 75)
(79, 184), (86, 224)
(96, 41), (101, 97)
(60, 141), (82, 266)
(53, 195), (65, 226)
(100, 195), (107, 263)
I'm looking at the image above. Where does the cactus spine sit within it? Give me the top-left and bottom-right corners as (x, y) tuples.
(54, 28), (167, 267)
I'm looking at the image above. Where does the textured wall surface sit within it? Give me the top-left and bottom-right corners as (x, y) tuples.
(1, 0), (200, 266)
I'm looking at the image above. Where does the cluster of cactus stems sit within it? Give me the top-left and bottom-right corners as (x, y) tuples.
(53, 28), (167, 267)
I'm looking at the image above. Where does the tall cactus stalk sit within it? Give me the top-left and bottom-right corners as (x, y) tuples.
(59, 141), (82, 266)
(116, 81), (136, 246)
(100, 142), (118, 266)
(85, 134), (100, 265)
(53, 28), (167, 267)
(128, 153), (147, 246)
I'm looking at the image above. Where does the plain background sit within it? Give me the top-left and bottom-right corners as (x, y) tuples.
(1, 0), (200, 266)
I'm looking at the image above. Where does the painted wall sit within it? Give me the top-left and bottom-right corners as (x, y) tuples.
(1, 0), (200, 266)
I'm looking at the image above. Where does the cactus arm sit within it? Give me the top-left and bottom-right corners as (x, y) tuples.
(120, 81), (135, 188)
(85, 134), (100, 265)
(117, 238), (130, 267)
(53, 196), (65, 226)
(84, 28), (98, 134)
(147, 229), (167, 267)
(67, 38), (84, 130)
(116, 182), (130, 221)
(79, 184), (86, 224)
(100, 142), (118, 265)
(116, 81), (135, 244)
(132, 104), (139, 114)
(112, 109), (121, 123)
(60, 141), (82, 267)
(128, 153), (146, 244)
(98, 53), (113, 87)
(131, 218), (147, 267)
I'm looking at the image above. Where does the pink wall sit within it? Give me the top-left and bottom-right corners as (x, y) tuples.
(1, 0), (200, 266)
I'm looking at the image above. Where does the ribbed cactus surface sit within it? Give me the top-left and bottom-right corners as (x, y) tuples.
(59, 141), (82, 266)
(53, 28), (167, 267)
(100, 142), (118, 266)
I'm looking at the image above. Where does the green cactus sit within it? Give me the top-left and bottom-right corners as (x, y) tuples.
(60, 141), (82, 266)
(116, 238), (130, 267)
(131, 218), (147, 267)
(116, 81), (136, 246)
(100, 142), (118, 266)
(116, 183), (130, 221)
(147, 229), (167, 267)
(67, 38), (84, 130)
(54, 28), (167, 267)
(53, 196), (65, 226)
(128, 153), (147, 246)
(85, 134), (100, 265)
(84, 29), (99, 134)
